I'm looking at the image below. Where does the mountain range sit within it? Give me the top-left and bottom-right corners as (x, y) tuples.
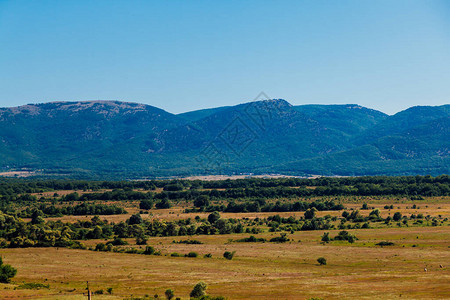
(0, 99), (448, 178)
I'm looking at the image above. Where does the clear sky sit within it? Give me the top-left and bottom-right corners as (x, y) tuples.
(0, 0), (449, 115)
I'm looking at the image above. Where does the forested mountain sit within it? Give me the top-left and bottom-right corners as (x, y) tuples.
(0, 99), (448, 178)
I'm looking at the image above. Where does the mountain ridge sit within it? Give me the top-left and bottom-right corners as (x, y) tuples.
(0, 99), (448, 178)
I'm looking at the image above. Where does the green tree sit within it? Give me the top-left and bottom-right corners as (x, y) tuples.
(223, 251), (236, 260)
(0, 257), (17, 283)
(139, 200), (153, 210)
(194, 195), (210, 208)
(208, 211), (221, 224)
(393, 212), (402, 221)
(190, 281), (207, 298)
(31, 209), (45, 225)
(317, 257), (327, 265)
(304, 208), (317, 219)
(321, 232), (330, 243)
(156, 199), (172, 209)
(136, 235), (148, 245)
(165, 288), (175, 300)
(128, 214), (143, 225)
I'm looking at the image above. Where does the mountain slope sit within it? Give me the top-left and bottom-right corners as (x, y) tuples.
(0, 101), (184, 167)
(177, 106), (231, 122)
(294, 104), (388, 136)
(0, 100), (447, 178)
(271, 108), (449, 176)
(353, 105), (450, 145)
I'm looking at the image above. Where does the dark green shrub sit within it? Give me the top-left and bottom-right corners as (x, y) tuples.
(109, 237), (128, 246)
(190, 281), (207, 298)
(317, 257), (327, 265)
(173, 239), (203, 244)
(136, 235), (148, 245)
(163, 184), (183, 191)
(321, 232), (330, 243)
(128, 214), (143, 225)
(393, 212), (402, 221)
(376, 241), (395, 246)
(304, 208), (317, 219)
(269, 233), (289, 243)
(139, 200), (153, 210)
(223, 251), (236, 260)
(17, 282), (49, 289)
(0, 257), (17, 283)
(186, 252), (198, 258)
(156, 199), (172, 209)
(194, 195), (210, 208)
(236, 235), (266, 243)
(208, 211), (221, 224)
(333, 231), (357, 243)
(143, 246), (155, 255)
(95, 243), (107, 251)
(165, 288), (175, 300)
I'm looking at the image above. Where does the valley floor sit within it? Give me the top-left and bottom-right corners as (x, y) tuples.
(1, 225), (449, 299)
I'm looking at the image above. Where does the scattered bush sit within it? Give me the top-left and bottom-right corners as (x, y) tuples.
(208, 211), (221, 224)
(95, 243), (113, 252)
(186, 252), (198, 258)
(136, 235), (148, 245)
(317, 257), (327, 265)
(269, 233), (289, 243)
(321, 232), (330, 243)
(190, 281), (207, 298)
(393, 212), (402, 221)
(108, 237), (128, 246)
(155, 199), (172, 209)
(139, 200), (154, 210)
(17, 282), (49, 289)
(173, 239), (203, 244)
(128, 214), (143, 225)
(376, 241), (395, 246)
(304, 208), (317, 219)
(194, 195), (210, 208)
(235, 235), (266, 243)
(143, 246), (156, 255)
(223, 251), (236, 260)
(165, 288), (175, 300)
(332, 231), (357, 243)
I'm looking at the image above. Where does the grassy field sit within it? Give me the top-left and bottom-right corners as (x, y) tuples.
(41, 199), (450, 224)
(0, 225), (449, 299)
(1, 191), (449, 299)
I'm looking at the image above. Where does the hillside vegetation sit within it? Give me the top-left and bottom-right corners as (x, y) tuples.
(0, 99), (448, 178)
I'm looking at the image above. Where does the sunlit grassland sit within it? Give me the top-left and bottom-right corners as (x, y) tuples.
(2, 193), (449, 299)
(0, 224), (449, 299)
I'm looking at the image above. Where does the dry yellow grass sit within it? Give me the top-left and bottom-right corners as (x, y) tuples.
(42, 200), (450, 224)
(0, 225), (449, 299)
(5, 196), (449, 299)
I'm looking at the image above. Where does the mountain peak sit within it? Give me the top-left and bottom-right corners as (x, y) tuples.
(250, 98), (292, 107)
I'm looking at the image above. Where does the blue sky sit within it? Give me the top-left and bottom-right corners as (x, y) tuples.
(0, 0), (449, 115)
